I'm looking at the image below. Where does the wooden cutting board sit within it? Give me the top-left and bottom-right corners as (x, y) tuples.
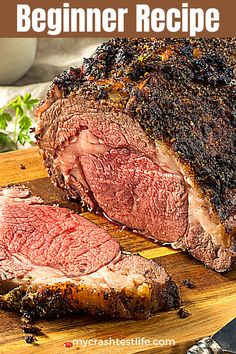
(0, 147), (235, 354)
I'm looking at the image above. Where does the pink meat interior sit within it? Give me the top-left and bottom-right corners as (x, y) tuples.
(0, 203), (120, 279)
(58, 124), (189, 243)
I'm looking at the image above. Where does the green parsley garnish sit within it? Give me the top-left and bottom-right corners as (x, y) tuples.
(0, 93), (39, 151)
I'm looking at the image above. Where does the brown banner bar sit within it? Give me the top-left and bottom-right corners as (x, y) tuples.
(0, 0), (235, 37)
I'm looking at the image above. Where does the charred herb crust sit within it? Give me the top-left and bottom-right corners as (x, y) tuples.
(0, 279), (180, 319)
(51, 38), (236, 223)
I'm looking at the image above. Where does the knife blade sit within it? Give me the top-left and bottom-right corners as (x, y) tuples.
(187, 318), (236, 354)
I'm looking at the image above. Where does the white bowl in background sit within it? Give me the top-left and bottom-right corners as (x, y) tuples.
(0, 38), (37, 85)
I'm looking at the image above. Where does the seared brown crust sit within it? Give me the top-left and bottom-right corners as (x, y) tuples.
(19, 278), (179, 319)
(128, 73), (235, 223)
(37, 38), (236, 226)
(0, 255), (180, 319)
(0, 279), (179, 319)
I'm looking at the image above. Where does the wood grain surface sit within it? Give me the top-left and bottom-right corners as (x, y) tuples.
(0, 147), (235, 354)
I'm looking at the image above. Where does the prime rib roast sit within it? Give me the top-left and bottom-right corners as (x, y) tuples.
(36, 38), (236, 272)
(0, 187), (180, 319)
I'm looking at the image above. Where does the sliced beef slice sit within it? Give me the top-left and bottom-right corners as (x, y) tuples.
(36, 38), (236, 272)
(0, 187), (180, 319)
